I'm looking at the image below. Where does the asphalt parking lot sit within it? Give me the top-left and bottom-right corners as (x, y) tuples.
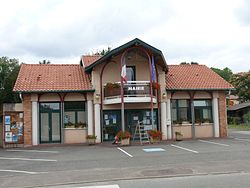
(0, 130), (250, 187)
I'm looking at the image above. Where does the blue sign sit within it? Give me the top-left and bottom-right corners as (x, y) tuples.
(5, 116), (10, 125)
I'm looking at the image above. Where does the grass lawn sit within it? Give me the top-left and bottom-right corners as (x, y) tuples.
(228, 124), (250, 131)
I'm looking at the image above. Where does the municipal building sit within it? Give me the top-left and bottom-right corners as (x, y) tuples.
(8, 38), (233, 146)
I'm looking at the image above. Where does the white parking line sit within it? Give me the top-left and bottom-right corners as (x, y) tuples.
(6, 149), (58, 153)
(234, 138), (250, 142)
(0, 157), (57, 162)
(76, 185), (119, 188)
(171, 144), (199, 153)
(117, 147), (133, 158)
(0, 169), (46, 175)
(199, 139), (230, 146)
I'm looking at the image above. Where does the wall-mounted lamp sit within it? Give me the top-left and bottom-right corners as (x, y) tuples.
(95, 94), (100, 100)
(162, 93), (167, 99)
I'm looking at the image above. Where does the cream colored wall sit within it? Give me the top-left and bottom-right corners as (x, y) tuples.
(195, 124), (213, 138)
(171, 91), (212, 99)
(92, 52), (164, 100)
(171, 92), (190, 99)
(172, 125), (192, 139)
(39, 93), (61, 102)
(100, 54), (151, 84)
(64, 128), (87, 144)
(194, 91), (212, 99)
(38, 93), (88, 102)
(64, 93), (86, 101)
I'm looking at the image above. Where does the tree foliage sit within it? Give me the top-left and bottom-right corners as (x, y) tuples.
(94, 47), (111, 56)
(231, 71), (250, 102)
(0, 57), (21, 104)
(39, 59), (51, 64)
(211, 67), (233, 82)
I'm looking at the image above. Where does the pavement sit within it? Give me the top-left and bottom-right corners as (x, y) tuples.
(0, 130), (250, 188)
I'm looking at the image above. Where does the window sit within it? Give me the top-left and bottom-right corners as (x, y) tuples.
(172, 99), (191, 124)
(126, 66), (136, 81)
(194, 100), (213, 123)
(64, 101), (86, 128)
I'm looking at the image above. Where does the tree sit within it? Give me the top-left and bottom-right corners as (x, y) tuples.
(0, 57), (21, 105)
(39, 59), (51, 64)
(211, 67), (233, 82)
(94, 47), (111, 56)
(231, 71), (250, 102)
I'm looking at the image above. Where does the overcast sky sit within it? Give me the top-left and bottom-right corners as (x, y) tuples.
(0, 0), (250, 73)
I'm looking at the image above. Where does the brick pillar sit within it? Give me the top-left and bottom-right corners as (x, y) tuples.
(23, 94), (32, 146)
(218, 92), (227, 137)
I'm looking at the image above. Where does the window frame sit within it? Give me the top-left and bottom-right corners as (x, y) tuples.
(194, 99), (213, 123)
(126, 66), (136, 81)
(64, 101), (86, 128)
(171, 99), (191, 124)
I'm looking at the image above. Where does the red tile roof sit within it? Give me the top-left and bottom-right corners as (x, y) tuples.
(13, 64), (93, 92)
(166, 64), (234, 90)
(82, 55), (101, 67)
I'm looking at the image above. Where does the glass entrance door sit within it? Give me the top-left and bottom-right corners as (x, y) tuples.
(39, 103), (61, 143)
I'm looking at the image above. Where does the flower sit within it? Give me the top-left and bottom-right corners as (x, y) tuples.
(116, 130), (131, 141)
(105, 82), (120, 89)
(148, 130), (162, 140)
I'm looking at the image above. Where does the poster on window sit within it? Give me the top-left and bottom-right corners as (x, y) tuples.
(5, 132), (12, 142)
(144, 125), (153, 130)
(5, 115), (10, 125)
(112, 115), (117, 124)
(5, 125), (10, 131)
(133, 116), (138, 121)
(105, 120), (110, 125)
(19, 113), (23, 119)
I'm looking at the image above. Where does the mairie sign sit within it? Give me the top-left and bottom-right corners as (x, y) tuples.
(127, 86), (144, 91)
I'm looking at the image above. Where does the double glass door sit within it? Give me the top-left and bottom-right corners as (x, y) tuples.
(39, 103), (61, 143)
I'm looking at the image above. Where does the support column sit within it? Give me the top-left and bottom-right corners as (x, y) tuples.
(32, 101), (38, 146)
(87, 100), (93, 135)
(161, 102), (167, 140)
(94, 103), (101, 143)
(213, 97), (220, 137)
(166, 99), (172, 139)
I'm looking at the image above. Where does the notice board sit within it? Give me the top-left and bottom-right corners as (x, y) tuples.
(4, 112), (24, 144)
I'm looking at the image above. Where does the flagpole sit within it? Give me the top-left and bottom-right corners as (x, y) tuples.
(120, 54), (126, 132)
(151, 55), (157, 129)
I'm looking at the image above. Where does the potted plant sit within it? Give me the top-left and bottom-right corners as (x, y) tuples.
(148, 129), (162, 143)
(175, 131), (183, 141)
(104, 82), (121, 97)
(86, 135), (97, 145)
(116, 130), (131, 146)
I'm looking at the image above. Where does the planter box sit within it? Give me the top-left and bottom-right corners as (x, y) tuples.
(176, 134), (183, 141)
(87, 138), (96, 145)
(150, 137), (161, 144)
(119, 138), (130, 146)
